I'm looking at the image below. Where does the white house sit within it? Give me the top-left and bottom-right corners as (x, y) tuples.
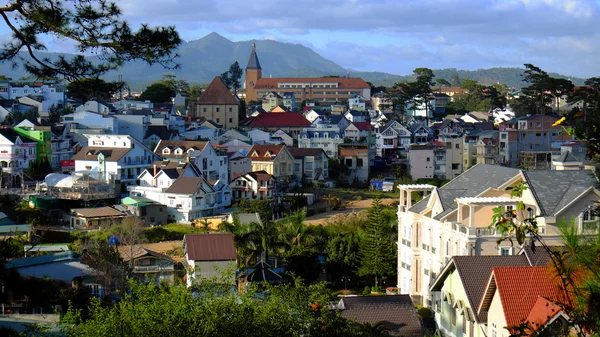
(247, 129), (271, 144)
(154, 140), (228, 182)
(184, 233), (236, 286)
(0, 80), (67, 113)
(72, 134), (159, 186)
(271, 129), (294, 147)
(129, 161), (231, 222)
(303, 108), (325, 123)
(113, 112), (151, 143)
(344, 110), (368, 123)
(0, 128), (37, 176)
(375, 120), (412, 156)
(75, 100), (114, 115)
(348, 94), (366, 111)
(298, 123), (344, 159)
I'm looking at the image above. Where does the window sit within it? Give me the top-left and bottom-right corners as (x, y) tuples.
(345, 158), (352, 167)
(455, 143), (460, 149)
(229, 118), (233, 123)
(451, 307), (456, 326)
(216, 118), (220, 123)
(500, 247), (512, 256)
(357, 158), (363, 167)
(491, 323), (497, 337)
(446, 142), (451, 149)
(426, 157), (430, 162)
(216, 108), (220, 112)
(203, 108), (207, 112)
(501, 133), (506, 139)
(452, 163), (459, 170)
(229, 107), (232, 112)
(462, 311), (467, 333)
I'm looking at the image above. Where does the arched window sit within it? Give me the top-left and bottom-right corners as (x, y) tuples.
(162, 148), (170, 155)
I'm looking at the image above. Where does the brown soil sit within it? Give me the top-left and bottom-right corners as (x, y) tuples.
(304, 198), (397, 226)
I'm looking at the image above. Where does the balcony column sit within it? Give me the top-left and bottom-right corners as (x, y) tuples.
(399, 188), (405, 209)
(469, 205), (474, 227)
(406, 190), (412, 209)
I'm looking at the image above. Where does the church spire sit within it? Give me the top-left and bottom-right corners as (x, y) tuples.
(246, 42), (262, 70)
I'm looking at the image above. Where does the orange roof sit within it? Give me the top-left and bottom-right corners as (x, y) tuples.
(524, 297), (566, 335)
(339, 145), (368, 157)
(197, 76), (239, 105)
(254, 77), (369, 90)
(483, 266), (569, 327)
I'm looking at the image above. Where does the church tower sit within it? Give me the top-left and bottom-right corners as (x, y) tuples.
(245, 42), (262, 102)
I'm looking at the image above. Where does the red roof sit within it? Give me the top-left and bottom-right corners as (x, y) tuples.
(352, 122), (371, 131)
(184, 233), (236, 261)
(254, 77), (369, 90)
(488, 266), (568, 327)
(246, 112), (311, 128)
(197, 77), (239, 105)
(247, 144), (286, 161)
(524, 297), (566, 334)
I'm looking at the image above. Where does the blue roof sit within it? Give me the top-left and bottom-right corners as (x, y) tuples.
(5, 251), (80, 269)
(0, 224), (31, 234)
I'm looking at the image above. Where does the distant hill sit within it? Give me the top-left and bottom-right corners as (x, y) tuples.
(0, 32), (586, 90)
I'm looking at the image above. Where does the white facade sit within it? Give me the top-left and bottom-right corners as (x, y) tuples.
(0, 80), (67, 112)
(348, 95), (366, 111)
(113, 114), (149, 143)
(74, 134), (158, 185)
(298, 124), (343, 158)
(375, 121), (411, 156)
(0, 130), (37, 174)
(75, 100), (113, 115)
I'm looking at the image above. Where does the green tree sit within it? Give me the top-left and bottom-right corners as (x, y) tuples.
(357, 197), (396, 286)
(396, 68), (435, 119)
(219, 61), (243, 95)
(48, 103), (73, 123)
(158, 74), (189, 93)
(67, 78), (125, 102)
(566, 77), (600, 156)
(62, 280), (361, 337)
(139, 82), (173, 103)
(0, 0), (181, 80)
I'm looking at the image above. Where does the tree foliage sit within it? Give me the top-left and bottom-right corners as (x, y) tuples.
(67, 78), (125, 102)
(447, 81), (507, 113)
(357, 197), (396, 286)
(219, 61), (243, 94)
(394, 68), (435, 118)
(565, 77), (600, 156)
(139, 82), (174, 103)
(48, 103), (73, 123)
(0, 0), (181, 80)
(518, 64), (574, 115)
(62, 280), (363, 337)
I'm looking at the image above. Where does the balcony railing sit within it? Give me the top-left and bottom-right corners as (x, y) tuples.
(133, 265), (175, 273)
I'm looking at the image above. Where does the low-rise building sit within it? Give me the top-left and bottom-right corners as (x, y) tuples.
(184, 233), (236, 286)
(298, 123), (344, 159)
(247, 144), (295, 184)
(194, 77), (240, 128)
(230, 171), (275, 201)
(408, 144), (435, 180)
(338, 144), (370, 184)
(288, 148), (329, 185)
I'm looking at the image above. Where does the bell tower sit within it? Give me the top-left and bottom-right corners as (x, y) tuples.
(245, 42), (262, 102)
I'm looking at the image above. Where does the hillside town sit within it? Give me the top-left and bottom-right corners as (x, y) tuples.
(0, 12), (599, 337)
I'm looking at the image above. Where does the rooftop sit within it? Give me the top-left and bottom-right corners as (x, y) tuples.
(184, 233), (236, 261)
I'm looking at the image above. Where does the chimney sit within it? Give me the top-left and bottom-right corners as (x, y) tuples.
(153, 164), (157, 187)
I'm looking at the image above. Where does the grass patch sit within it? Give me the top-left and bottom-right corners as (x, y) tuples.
(298, 187), (397, 200)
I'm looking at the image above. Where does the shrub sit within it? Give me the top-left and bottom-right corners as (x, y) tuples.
(417, 306), (433, 318)
(362, 286), (371, 296)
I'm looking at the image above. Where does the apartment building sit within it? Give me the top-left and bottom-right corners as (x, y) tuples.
(397, 164), (599, 307)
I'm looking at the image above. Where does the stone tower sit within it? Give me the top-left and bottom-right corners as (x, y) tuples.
(245, 42), (262, 102)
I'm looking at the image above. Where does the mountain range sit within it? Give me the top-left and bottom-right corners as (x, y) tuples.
(0, 32), (586, 90)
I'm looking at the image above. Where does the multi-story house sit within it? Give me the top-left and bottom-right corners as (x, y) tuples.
(410, 122), (433, 144)
(338, 144), (370, 184)
(499, 115), (564, 168)
(0, 128), (37, 180)
(154, 140), (228, 182)
(61, 111), (120, 146)
(288, 148), (329, 185)
(229, 171), (276, 201)
(75, 100), (114, 115)
(303, 108), (325, 124)
(407, 144), (435, 180)
(246, 144), (295, 186)
(113, 110), (151, 143)
(261, 92), (283, 112)
(194, 76), (239, 128)
(438, 133), (465, 179)
(129, 161), (230, 222)
(245, 43), (371, 104)
(14, 120), (52, 166)
(72, 134), (159, 187)
(463, 130), (499, 169)
(348, 94), (366, 111)
(397, 163), (600, 307)
(344, 110), (368, 123)
(432, 141), (447, 179)
(343, 122), (371, 142)
(0, 80), (67, 113)
(375, 120), (412, 156)
(228, 152), (252, 179)
(298, 123), (344, 159)
(282, 92), (295, 111)
(475, 138), (499, 165)
(371, 92), (392, 112)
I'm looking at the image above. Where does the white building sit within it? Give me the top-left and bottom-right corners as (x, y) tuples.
(374, 120), (412, 156)
(0, 80), (67, 113)
(298, 123), (343, 159)
(229, 171), (275, 201)
(72, 134), (159, 187)
(0, 128), (37, 176)
(154, 140), (228, 183)
(348, 94), (366, 111)
(75, 100), (114, 115)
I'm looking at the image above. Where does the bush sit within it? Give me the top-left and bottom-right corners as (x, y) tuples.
(371, 286), (382, 293)
(417, 306), (433, 318)
(362, 286), (371, 296)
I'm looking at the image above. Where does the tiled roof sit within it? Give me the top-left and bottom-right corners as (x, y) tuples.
(338, 295), (424, 337)
(408, 164), (520, 219)
(245, 112), (311, 128)
(246, 43), (261, 70)
(352, 122), (371, 131)
(71, 147), (130, 162)
(197, 77), (239, 105)
(70, 206), (126, 218)
(430, 255), (531, 323)
(247, 144), (285, 161)
(554, 151), (581, 163)
(522, 170), (598, 216)
(184, 233), (236, 261)
(254, 77), (369, 90)
(165, 176), (213, 195)
(524, 297), (566, 334)
(287, 147), (325, 158)
(154, 140), (208, 156)
(246, 170), (274, 182)
(119, 247), (175, 263)
(488, 266), (568, 327)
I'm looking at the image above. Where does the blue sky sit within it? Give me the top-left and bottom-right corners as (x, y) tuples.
(5, 0), (600, 78)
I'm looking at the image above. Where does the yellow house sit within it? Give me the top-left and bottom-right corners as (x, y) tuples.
(246, 144), (294, 181)
(398, 163), (600, 307)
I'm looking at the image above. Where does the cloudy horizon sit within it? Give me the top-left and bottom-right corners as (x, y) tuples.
(5, 0), (600, 79)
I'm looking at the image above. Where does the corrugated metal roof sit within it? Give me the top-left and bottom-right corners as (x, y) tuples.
(184, 233), (236, 261)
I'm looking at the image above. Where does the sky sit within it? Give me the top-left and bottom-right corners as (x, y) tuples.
(4, 0), (600, 78)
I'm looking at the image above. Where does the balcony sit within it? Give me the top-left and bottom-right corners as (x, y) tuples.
(133, 265), (175, 273)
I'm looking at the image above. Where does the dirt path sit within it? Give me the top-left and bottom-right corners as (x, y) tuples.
(304, 198), (397, 225)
